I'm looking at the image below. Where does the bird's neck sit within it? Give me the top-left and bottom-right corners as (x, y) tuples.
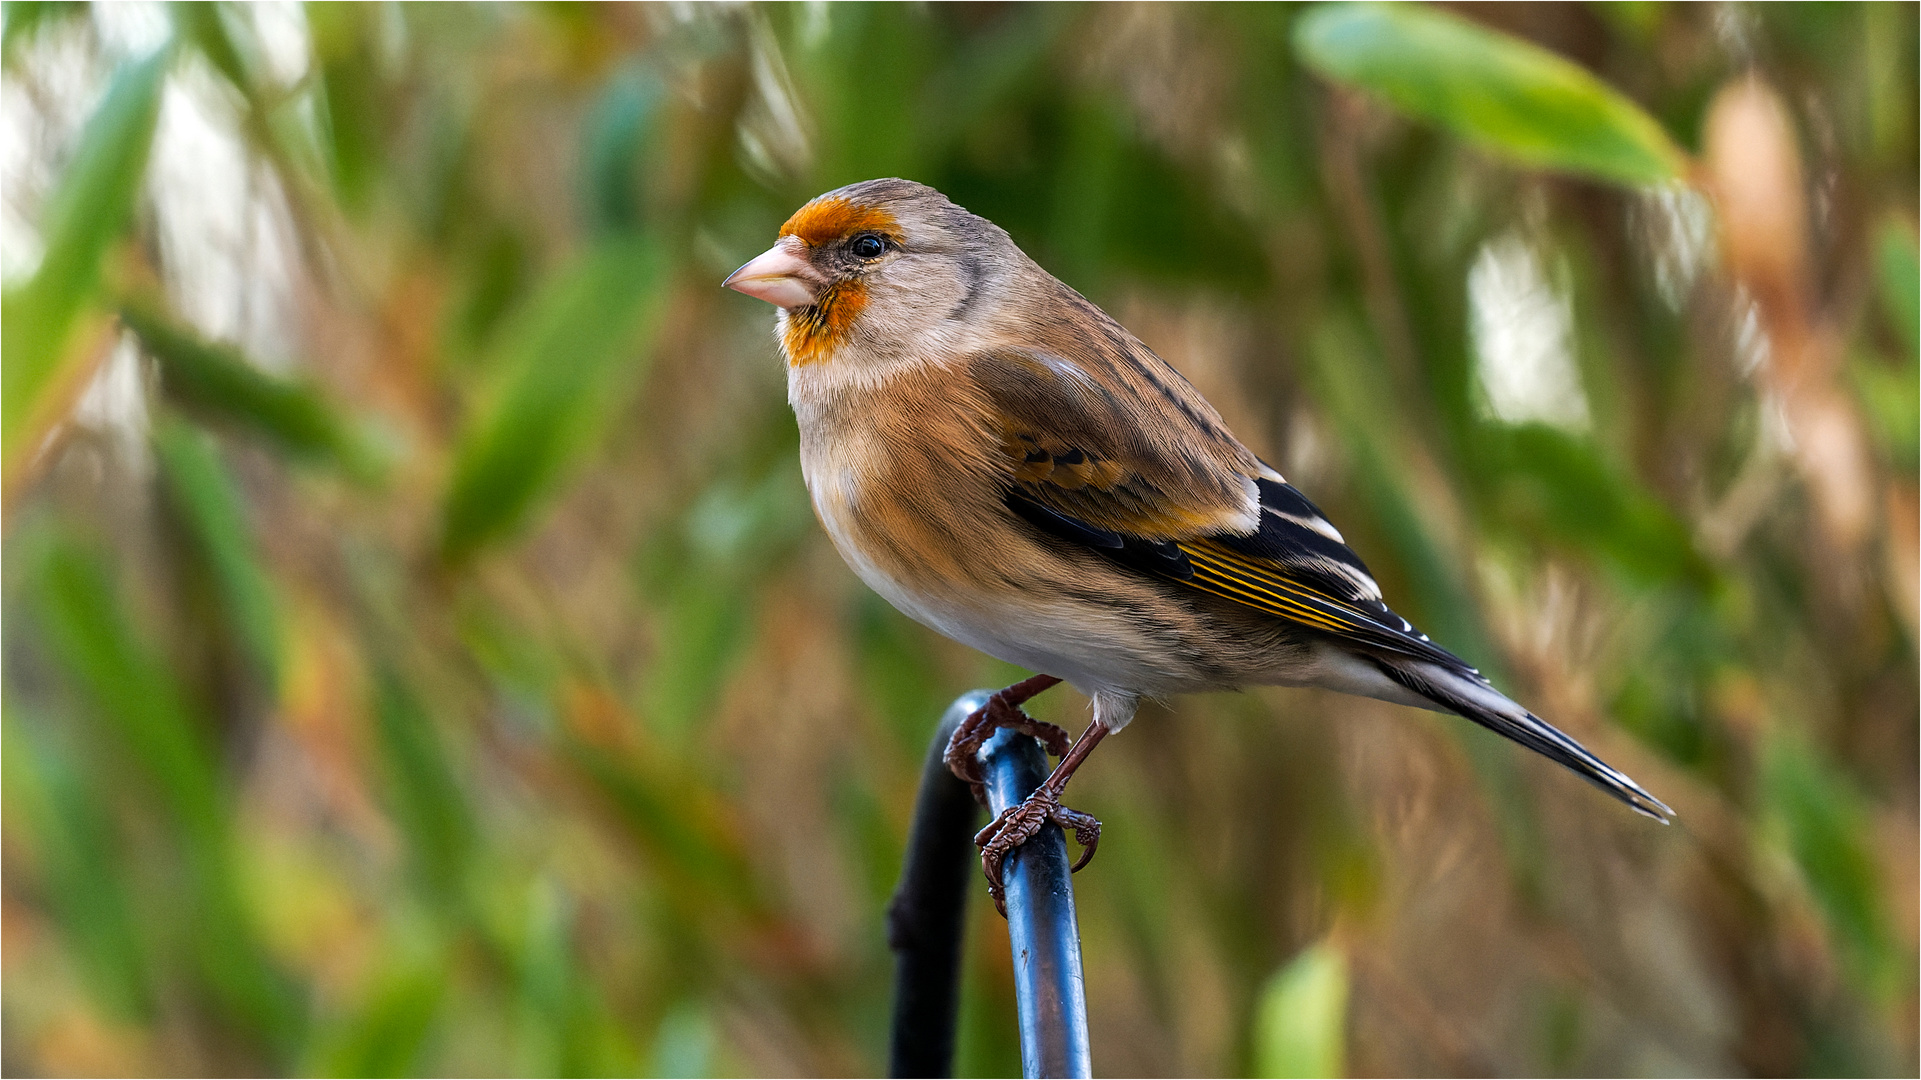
(779, 281), (869, 367)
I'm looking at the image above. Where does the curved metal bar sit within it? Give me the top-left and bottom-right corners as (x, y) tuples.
(979, 725), (1093, 1079)
(887, 692), (988, 1078)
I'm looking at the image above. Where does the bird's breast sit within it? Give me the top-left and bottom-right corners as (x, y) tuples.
(791, 366), (1069, 633)
(795, 392), (1003, 596)
(787, 362), (1247, 697)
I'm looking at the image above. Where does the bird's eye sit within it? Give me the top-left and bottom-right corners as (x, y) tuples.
(850, 234), (887, 259)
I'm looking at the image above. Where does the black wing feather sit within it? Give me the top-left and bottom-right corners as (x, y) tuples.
(1213, 477), (1383, 607)
(1009, 474), (1479, 676)
(1006, 477), (1674, 821)
(1006, 489), (1194, 580)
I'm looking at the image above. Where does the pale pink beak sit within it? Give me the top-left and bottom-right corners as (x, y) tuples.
(723, 239), (824, 308)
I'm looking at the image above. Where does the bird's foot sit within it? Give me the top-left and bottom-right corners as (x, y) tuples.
(943, 683), (1069, 802)
(974, 785), (1101, 916)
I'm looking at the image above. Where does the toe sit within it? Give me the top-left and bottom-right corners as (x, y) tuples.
(1050, 806), (1101, 872)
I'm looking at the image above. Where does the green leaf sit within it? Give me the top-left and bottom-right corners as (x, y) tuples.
(1254, 938), (1350, 1079)
(36, 537), (227, 843)
(308, 3), (386, 215)
(1293, 3), (1686, 187)
(167, 1), (249, 92)
(561, 739), (759, 914)
(1851, 355), (1920, 472)
(439, 236), (669, 563)
(579, 64), (662, 235)
(312, 963), (444, 1079)
(1761, 732), (1897, 1001)
(517, 878), (635, 1076)
(2, 706), (152, 1020)
(636, 463), (812, 740)
(1483, 424), (1711, 589)
(31, 534), (304, 1056)
(371, 667), (474, 901)
(1, 0), (87, 59)
(122, 300), (377, 479)
(1874, 219), (1918, 363)
(152, 418), (283, 692)
(2, 46), (170, 465)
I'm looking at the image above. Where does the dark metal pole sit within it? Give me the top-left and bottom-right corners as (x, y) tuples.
(887, 692), (987, 1078)
(979, 726), (1093, 1080)
(888, 692), (1093, 1080)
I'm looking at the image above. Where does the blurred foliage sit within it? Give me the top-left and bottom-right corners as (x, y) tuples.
(1, 2), (1915, 1076)
(122, 301), (376, 479)
(2, 43), (164, 473)
(1294, 3), (1686, 186)
(1253, 936), (1348, 1079)
(439, 236), (669, 563)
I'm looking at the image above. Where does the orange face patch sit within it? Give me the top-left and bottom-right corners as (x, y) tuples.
(775, 197), (898, 365)
(782, 279), (868, 366)
(779, 197), (901, 247)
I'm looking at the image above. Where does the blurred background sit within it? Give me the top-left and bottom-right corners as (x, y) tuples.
(2, 2), (1915, 1076)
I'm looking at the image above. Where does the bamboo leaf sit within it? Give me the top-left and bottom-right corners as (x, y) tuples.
(439, 236), (669, 563)
(313, 964), (444, 1079)
(579, 64), (662, 236)
(37, 537), (227, 842)
(167, 1), (249, 93)
(152, 418), (283, 692)
(307, 2), (386, 215)
(1293, 3), (1686, 187)
(1483, 424), (1711, 588)
(123, 301), (378, 479)
(2, 46), (169, 466)
(1762, 733), (1898, 1001)
(1254, 938), (1350, 1079)
(1, 0), (87, 59)
(32, 534), (306, 1055)
(371, 667), (473, 901)
(2, 706), (152, 1020)
(1875, 219), (1918, 363)
(564, 742), (757, 908)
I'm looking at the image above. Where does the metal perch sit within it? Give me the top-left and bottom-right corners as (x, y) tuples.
(888, 691), (1093, 1079)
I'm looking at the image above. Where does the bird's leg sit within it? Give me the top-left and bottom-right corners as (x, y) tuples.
(942, 674), (1067, 803)
(974, 719), (1109, 916)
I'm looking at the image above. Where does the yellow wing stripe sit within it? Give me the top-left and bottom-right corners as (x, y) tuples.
(1185, 540), (1357, 608)
(1185, 569), (1350, 633)
(1176, 540), (1379, 638)
(1189, 569), (1348, 633)
(1182, 558), (1349, 632)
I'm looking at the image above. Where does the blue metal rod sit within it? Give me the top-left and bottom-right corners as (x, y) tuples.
(979, 725), (1093, 1080)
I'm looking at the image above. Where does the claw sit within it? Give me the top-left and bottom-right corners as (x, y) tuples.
(973, 785), (1103, 915)
(942, 681), (1070, 800)
(1055, 806), (1101, 872)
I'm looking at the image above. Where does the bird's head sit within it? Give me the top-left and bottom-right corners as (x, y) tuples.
(724, 179), (1013, 368)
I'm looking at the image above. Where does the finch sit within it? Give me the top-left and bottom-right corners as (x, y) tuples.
(725, 178), (1670, 908)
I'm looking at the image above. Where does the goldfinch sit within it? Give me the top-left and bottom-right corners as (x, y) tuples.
(725, 179), (1671, 908)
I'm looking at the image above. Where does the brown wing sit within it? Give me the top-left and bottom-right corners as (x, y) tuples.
(967, 346), (1675, 821)
(964, 347), (1263, 540)
(967, 346), (1440, 658)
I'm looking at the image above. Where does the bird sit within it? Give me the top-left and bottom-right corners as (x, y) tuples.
(724, 178), (1671, 911)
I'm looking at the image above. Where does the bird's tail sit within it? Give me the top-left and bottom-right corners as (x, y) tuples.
(1377, 657), (1674, 822)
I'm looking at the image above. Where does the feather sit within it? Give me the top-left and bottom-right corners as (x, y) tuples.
(1376, 659), (1673, 821)
(969, 343), (1670, 821)
(967, 348), (1261, 539)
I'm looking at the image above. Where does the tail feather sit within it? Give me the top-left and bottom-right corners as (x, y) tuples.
(1378, 658), (1673, 823)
